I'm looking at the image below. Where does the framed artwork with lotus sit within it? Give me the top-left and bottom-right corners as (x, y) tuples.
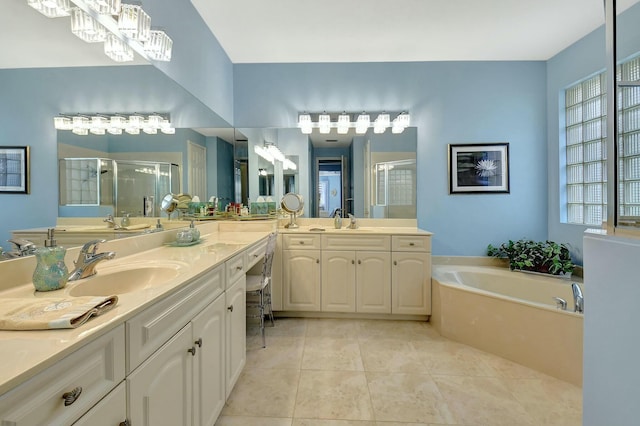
(448, 143), (509, 194)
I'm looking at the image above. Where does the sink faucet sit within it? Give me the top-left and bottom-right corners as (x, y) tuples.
(348, 214), (358, 229)
(103, 214), (123, 230)
(68, 240), (116, 281)
(7, 238), (37, 257)
(571, 282), (584, 313)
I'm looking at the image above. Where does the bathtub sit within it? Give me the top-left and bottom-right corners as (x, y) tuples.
(431, 264), (583, 386)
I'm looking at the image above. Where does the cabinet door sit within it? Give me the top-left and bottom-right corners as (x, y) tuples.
(392, 252), (431, 315)
(192, 295), (226, 426)
(128, 324), (193, 426)
(73, 381), (127, 426)
(356, 251), (391, 314)
(283, 249), (321, 311)
(225, 276), (246, 399)
(321, 251), (356, 312)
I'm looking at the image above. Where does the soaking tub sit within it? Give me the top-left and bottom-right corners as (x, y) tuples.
(431, 264), (583, 386)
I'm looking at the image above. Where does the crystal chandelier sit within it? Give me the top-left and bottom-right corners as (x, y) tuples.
(27, 0), (173, 63)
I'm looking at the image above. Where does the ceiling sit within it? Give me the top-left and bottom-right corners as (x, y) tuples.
(2, 0), (637, 69)
(190, 0), (637, 63)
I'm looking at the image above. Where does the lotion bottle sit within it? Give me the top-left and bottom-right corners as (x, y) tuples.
(32, 228), (69, 292)
(334, 211), (343, 229)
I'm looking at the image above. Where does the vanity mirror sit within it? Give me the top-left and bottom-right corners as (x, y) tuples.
(236, 127), (417, 219)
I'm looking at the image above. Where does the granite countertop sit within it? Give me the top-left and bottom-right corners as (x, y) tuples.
(0, 229), (269, 396)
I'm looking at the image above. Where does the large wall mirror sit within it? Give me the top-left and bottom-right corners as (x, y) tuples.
(236, 126), (417, 219)
(57, 126), (237, 218)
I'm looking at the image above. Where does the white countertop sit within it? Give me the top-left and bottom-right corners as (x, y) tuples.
(0, 228), (269, 396)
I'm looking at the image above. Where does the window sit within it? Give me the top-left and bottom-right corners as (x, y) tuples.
(564, 56), (640, 225)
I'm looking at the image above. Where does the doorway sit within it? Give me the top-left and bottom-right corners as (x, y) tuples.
(316, 157), (348, 217)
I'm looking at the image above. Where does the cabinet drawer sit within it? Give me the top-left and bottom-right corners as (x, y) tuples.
(246, 237), (267, 269)
(0, 325), (125, 426)
(283, 234), (321, 250)
(391, 235), (431, 252)
(126, 265), (223, 373)
(321, 234), (390, 251)
(226, 252), (247, 288)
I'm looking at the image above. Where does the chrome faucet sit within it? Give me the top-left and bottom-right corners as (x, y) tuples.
(68, 240), (116, 281)
(7, 239), (37, 257)
(571, 282), (584, 313)
(552, 297), (567, 310)
(103, 214), (123, 230)
(348, 214), (358, 229)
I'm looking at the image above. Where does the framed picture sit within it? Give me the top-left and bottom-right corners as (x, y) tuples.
(448, 143), (509, 194)
(0, 146), (30, 194)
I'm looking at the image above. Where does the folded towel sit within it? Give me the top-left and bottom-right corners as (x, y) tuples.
(0, 296), (118, 330)
(121, 224), (150, 231)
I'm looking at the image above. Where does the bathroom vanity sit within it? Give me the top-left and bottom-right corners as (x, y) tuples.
(273, 219), (433, 318)
(0, 221), (273, 426)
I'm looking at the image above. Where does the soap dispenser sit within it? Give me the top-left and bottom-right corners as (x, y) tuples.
(334, 210), (343, 229)
(189, 220), (200, 242)
(32, 228), (69, 292)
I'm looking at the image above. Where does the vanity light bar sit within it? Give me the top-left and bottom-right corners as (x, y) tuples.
(54, 113), (175, 135)
(298, 111), (410, 135)
(27, 0), (172, 63)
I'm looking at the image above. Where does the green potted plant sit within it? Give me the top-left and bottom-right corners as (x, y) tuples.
(487, 239), (575, 276)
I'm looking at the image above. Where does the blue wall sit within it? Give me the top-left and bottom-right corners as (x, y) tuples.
(0, 65), (228, 251)
(234, 61), (548, 256)
(546, 2), (640, 263)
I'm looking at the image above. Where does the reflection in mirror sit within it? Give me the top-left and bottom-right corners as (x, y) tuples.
(240, 127), (417, 218)
(57, 126), (236, 218)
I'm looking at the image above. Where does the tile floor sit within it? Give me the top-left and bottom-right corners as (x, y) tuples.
(216, 318), (582, 426)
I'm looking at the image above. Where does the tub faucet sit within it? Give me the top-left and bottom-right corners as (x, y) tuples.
(571, 282), (584, 313)
(68, 239), (116, 281)
(552, 297), (567, 310)
(348, 214), (358, 229)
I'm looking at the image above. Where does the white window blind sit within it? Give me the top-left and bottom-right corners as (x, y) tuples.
(564, 55), (640, 225)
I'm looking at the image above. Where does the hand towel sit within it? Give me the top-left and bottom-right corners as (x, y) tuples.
(0, 295), (118, 330)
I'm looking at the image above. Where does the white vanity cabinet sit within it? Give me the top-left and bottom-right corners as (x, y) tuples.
(282, 234), (322, 311)
(73, 381), (127, 426)
(0, 325), (126, 426)
(126, 250), (248, 425)
(276, 230), (431, 317)
(391, 236), (432, 315)
(320, 234), (392, 314)
(225, 269), (246, 398)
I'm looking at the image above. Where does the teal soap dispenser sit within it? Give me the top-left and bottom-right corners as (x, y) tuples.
(32, 228), (69, 292)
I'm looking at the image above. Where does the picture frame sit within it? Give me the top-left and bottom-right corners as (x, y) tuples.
(448, 143), (509, 194)
(0, 146), (30, 194)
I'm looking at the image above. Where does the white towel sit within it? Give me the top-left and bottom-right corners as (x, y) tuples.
(0, 296), (118, 330)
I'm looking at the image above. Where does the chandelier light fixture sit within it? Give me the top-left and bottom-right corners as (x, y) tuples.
(297, 111), (410, 135)
(27, 0), (172, 63)
(27, 0), (71, 18)
(54, 112), (175, 135)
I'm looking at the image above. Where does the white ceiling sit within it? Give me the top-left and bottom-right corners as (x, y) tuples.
(2, 0), (637, 69)
(191, 0), (637, 63)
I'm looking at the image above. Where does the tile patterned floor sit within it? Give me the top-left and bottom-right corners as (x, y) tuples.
(216, 318), (582, 426)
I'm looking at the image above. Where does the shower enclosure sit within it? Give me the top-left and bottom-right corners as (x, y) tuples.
(59, 158), (180, 217)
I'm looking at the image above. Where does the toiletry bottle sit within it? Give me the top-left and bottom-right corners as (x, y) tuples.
(32, 228), (69, 292)
(155, 219), (164, 231)
(121, 212), (130, 228)
(334, 211), (343, 229)
(189, 220), (200, 241)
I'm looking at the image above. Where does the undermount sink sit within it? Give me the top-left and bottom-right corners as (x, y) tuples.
(68, 262), (186, 297)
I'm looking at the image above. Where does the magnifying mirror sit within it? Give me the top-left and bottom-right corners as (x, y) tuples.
(161, 193), (178, 220)
(281, 192), (304, 229)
